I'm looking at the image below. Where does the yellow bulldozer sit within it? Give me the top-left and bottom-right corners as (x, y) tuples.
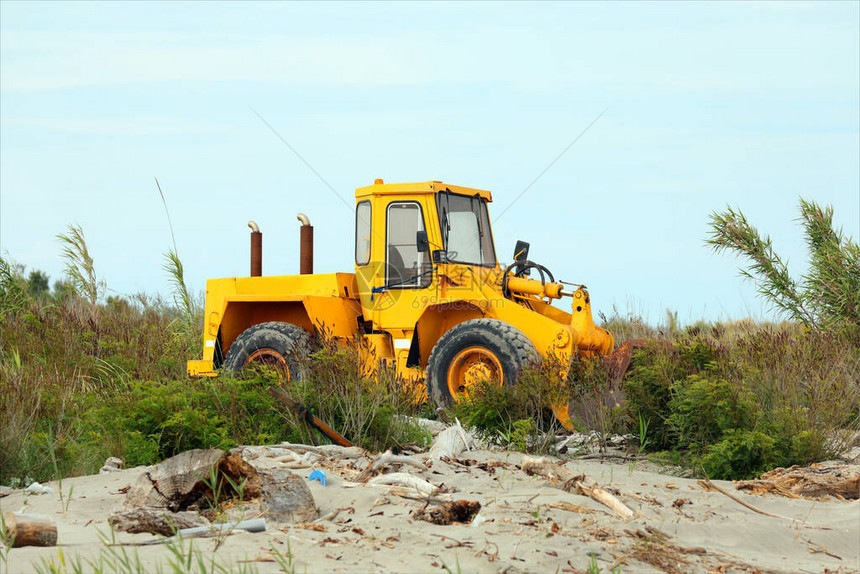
(187, 179), (617, 430)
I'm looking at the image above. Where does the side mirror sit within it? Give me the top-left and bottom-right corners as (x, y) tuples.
(416, 230), (430, 253)
(513, 240), (530, 275)
(432, 250), (448, 264)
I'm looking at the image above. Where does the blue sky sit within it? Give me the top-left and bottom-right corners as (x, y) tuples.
(1, 1), (858, 324)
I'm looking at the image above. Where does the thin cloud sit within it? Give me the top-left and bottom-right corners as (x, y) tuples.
(0, 116), (224, 135)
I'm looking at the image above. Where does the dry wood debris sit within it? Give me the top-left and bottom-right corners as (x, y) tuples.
(735, 462), (859, 501)
(520, 456), (635, 519)
(2, 512), (57, 548)
(355, 449), (428, 482)
(413, 500), (481, 525)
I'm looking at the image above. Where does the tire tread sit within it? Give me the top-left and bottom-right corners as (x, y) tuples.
(426, 318), (537, 406)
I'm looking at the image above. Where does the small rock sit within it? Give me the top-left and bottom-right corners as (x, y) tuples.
(25, 482), (54, 495)
(99, 457), (123, 474)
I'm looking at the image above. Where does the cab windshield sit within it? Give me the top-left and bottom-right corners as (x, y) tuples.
(436, 192), (497, 267)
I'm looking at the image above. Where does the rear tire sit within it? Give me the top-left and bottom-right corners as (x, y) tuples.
(426, 318), (537, 406)
(223, 321), (309, 380)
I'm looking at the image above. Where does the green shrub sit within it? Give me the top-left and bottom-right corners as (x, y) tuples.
(623, 338), (725, 449)
(119, 430), (161, 468)
(668, 375), (754, 448)
(699, 429), (778, 479)
(84, 377), (291, 465)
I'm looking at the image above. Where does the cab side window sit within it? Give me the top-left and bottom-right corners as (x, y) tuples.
(386, 202), (430, 288)
(355, 201), (371, 265)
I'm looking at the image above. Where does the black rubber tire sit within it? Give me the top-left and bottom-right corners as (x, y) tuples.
(425, 318), (537, 406)
(223, 321), (309, 379)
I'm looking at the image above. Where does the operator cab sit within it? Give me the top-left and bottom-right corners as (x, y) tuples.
(352, 180), (497, 323)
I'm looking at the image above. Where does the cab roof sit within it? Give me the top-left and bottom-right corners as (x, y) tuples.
(354, 180), (493, 201)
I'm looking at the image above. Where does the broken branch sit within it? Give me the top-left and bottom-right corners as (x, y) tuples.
(520, 456), (634, 519)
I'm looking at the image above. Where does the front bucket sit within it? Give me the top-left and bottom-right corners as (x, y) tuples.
(552, 402), (576, 431)
(550, 339), (647, 431)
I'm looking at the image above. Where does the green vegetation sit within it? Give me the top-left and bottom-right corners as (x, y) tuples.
(622, 325), (859, 479)
(280, 339), (430, 452)
(0, 244), (425, 484)
(445, 316), (858, 479)
(444, 355), (571, 453)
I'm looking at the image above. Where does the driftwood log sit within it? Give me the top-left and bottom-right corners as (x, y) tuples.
(366, 472), (439, 497)
(119, 449), (227, 512)
(109, 509), (207, 536)
(111, 448), (315, 534)
(520, 456), (635, 519)
(355, 450), (428, 482)
(3, 512), (57, 548)
(428, 421), (475, 459)
(735, 462), (860, 501)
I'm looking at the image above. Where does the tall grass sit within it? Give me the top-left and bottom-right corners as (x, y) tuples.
(56, 224), (104, 318)
(0, 257), (28, 316)
(0, 288), (194, 482)
(163, 249), (197, 323)
(707, 198), (859, 328)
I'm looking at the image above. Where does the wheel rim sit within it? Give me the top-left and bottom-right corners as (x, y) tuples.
(245, 349), (291, 381)
(447, 346), (503, 401)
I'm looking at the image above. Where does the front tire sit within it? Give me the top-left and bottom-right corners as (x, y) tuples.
(223, 321), (309, 380)
(426, 319), (537, 406)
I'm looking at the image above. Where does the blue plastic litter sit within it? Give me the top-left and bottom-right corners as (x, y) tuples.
(308, 470), (327, 486)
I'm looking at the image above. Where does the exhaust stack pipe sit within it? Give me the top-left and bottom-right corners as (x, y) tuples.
(248, 221), (262, 277)
(297, 213), (313, 275)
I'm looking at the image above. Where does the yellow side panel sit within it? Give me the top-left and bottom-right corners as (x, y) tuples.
(200, 273), (361, 361)
(301, 296), (363, 337)
(230, 273), (358, 300)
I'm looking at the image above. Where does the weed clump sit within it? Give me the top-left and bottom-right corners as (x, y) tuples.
(280, 339), (430, 452)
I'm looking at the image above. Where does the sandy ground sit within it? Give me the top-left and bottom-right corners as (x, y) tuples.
(2, 449), (858, 574)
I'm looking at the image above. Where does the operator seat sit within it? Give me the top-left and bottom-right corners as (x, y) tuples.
(386, 247), (407, 285)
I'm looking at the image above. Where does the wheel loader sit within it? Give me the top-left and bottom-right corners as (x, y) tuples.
(187, 179), (616, 429)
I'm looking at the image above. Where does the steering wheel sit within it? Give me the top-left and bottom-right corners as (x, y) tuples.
(501, 259), (555, 299)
